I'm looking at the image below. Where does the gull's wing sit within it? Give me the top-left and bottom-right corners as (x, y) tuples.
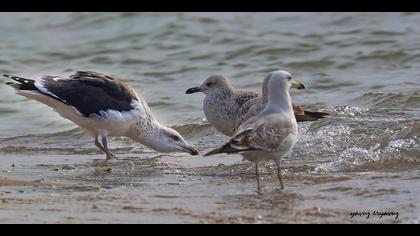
(234, 90), (259, 108)
(35, 71), (143, 117)
(234, 97), (265, 132)
(205, 114), (296, 156)
(293, 105), (305, 116)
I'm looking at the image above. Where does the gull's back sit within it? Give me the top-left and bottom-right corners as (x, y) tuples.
(203, 88), (258, 136)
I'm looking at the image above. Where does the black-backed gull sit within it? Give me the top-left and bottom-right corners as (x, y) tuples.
(4, 71), (199, 160)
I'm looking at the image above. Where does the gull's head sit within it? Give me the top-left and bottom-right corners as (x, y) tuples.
(132, 124), (200, 156)
(186, 75), (233, 95)
(267, 70), (305, 92)
(155, 126), (200, 155)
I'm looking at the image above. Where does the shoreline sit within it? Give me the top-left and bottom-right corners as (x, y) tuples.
(0, 154), (417, 224)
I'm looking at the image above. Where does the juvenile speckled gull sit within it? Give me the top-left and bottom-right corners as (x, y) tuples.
(186, 75), (258, 136)
(4, 71), (199, 160)
(186, 73), (327, 136)
(205, 70), (300, 191)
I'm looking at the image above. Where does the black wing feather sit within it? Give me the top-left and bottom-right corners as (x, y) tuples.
(40, 71), (140, 117)
(4, 71), (140, 117)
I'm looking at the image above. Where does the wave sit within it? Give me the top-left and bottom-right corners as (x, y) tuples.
(292, 103), (420, 173)
(352, 92), (420, 110)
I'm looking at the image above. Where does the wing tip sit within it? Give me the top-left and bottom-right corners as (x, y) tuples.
(309, 111), (332, 119)
(204, 148), (221, 157)
(204, 142), (247, 157)
(5, 82), (19, 89)
(296, 110), (332, 122)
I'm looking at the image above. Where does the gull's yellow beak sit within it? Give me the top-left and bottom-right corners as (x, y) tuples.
(290, 79), (305, 90)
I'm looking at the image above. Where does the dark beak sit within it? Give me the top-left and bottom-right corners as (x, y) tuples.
(181, 145), (200, 156)
(186, 87), (202, 94)
(297, 83), (305, 90)
(291, 80), (305, 90)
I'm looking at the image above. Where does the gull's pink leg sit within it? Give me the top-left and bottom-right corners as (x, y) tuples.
(102, 136), (118, 160)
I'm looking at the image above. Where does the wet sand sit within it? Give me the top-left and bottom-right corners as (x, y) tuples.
(1, 153), (417, 224)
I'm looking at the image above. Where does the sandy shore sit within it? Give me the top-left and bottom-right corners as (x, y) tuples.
(1, 153), (418, 224)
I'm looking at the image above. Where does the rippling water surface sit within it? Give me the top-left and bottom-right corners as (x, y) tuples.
(0, 13), (419, 223)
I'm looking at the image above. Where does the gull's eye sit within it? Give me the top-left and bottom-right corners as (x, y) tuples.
(206, 82), (214, 87)
(172, 135), (180, 141)
(288, 76), (292, 81)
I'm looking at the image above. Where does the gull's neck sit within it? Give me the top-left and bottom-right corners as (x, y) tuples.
(262, 85), (269, 103)
(266, 86), (293, 114)
(261, 76), (270, 103)
(223, 80), (236, 93)
(128, 118), (167, 150)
